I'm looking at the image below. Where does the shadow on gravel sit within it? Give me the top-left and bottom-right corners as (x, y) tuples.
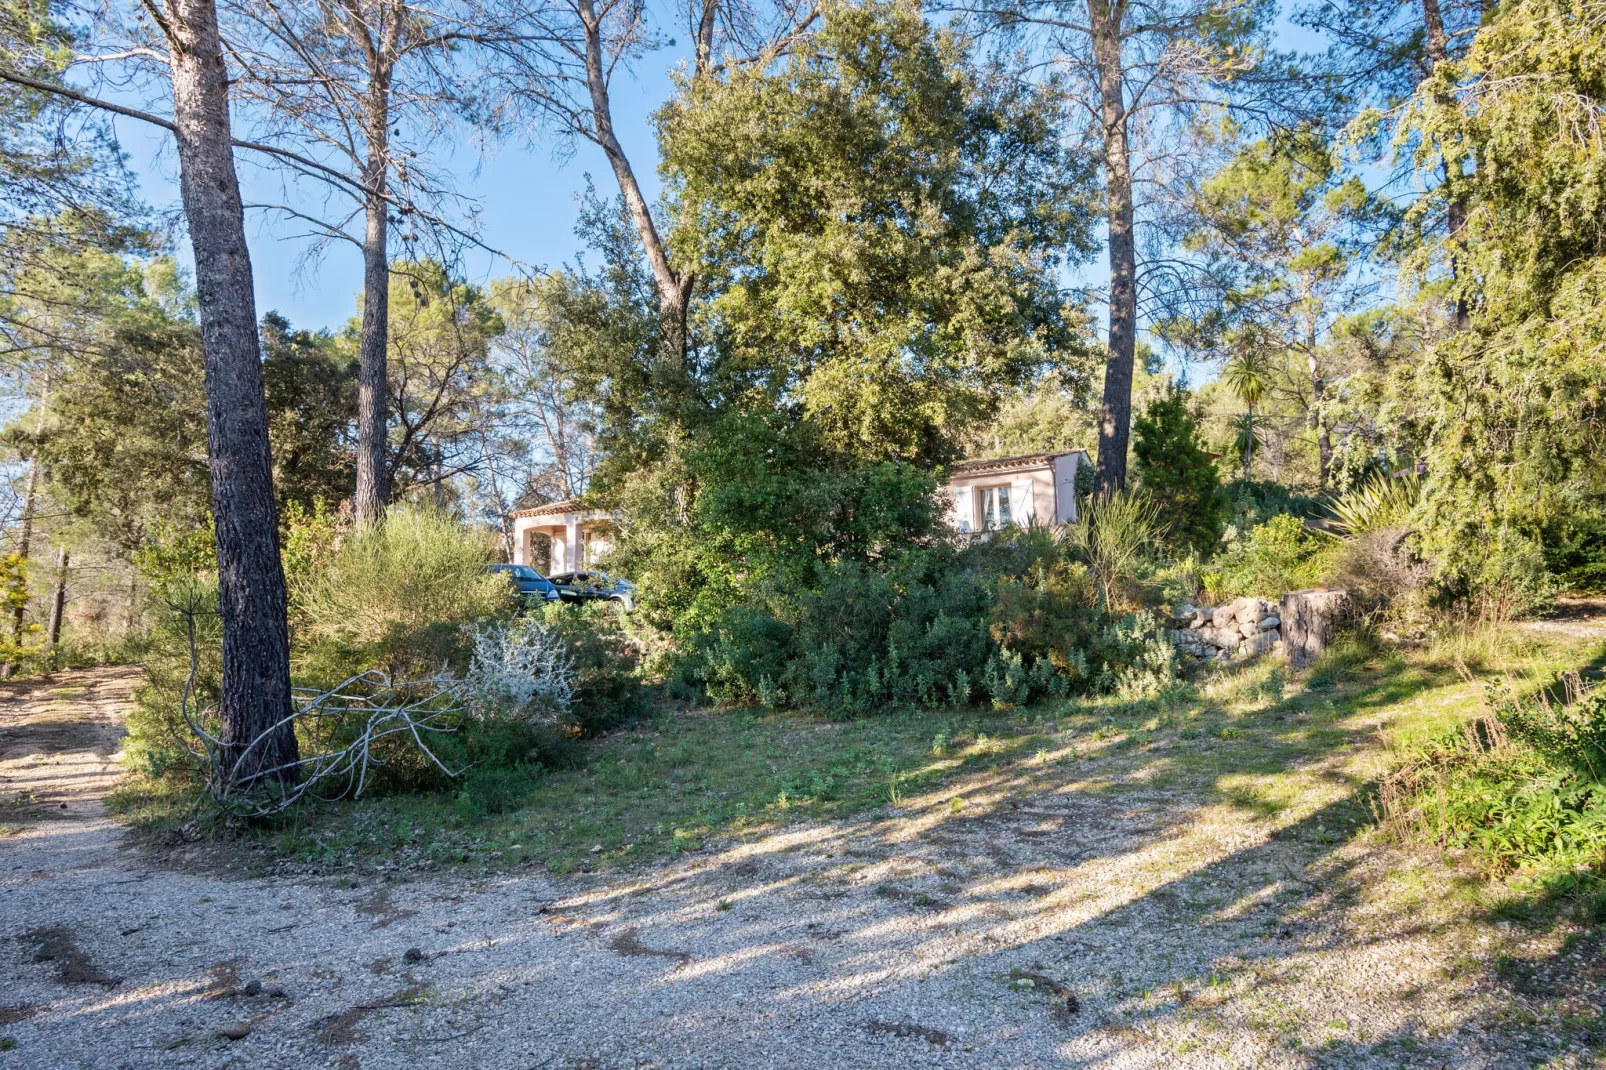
(500, 657), (1509, 1063)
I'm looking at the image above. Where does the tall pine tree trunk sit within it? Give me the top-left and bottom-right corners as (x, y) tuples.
(1303, 291), (1332, 490)
(1244, 406), (1255, 481)
(579, 0), (693, 366)
(5, 458), (38, 675)
(1090, 0), (1137, 493)
(355, 82), (392, 525)
(167, 0), (299, 786)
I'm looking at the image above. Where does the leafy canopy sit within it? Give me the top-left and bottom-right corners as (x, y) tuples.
(658, 0), (1095, 466)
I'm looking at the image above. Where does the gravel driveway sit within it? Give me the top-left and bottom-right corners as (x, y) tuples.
(1, 666), (1598, 1069)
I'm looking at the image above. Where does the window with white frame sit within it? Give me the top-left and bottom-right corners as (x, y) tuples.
(978, 484), (1012, 530)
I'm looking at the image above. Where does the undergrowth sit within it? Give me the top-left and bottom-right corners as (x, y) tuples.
(1377, 664), (1606, 918)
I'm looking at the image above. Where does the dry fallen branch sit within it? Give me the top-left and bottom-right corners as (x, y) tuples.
(177, 639), (467, 817)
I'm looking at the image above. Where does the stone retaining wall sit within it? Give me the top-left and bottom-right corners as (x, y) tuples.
(1168, 589), (1349, 665)
(1169, 597), (1281, 663)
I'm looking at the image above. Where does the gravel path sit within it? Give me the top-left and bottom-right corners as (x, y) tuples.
(0, 667), (1597, 1069)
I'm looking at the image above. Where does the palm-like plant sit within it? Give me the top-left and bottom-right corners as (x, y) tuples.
(1220, 350), (1270, 480)
(1229, 413), (1264, 474)
(1330, 473), (1421, 536)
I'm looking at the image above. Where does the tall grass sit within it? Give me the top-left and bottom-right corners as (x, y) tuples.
(1072, 490), (1159, 610)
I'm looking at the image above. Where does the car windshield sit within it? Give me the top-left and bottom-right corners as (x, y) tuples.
(495, 565), (542, 581)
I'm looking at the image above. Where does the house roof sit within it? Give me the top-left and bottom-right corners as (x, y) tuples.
(947, 449), (1088, 476)
(510, 497), (584, 519)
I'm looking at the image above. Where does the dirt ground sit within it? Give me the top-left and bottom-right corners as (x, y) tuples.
(1, 664), (1602, 1069)
(0, 666), (139, 823)
(1517, 596), (1606, 642)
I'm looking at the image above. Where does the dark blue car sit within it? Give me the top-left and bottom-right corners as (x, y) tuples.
(485, 564), (562, 606)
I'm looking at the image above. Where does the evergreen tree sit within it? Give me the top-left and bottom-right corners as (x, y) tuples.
(1133, 386), (1228, 557)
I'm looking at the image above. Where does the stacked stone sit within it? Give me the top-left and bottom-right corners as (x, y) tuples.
(1169, 596), (1282, 663)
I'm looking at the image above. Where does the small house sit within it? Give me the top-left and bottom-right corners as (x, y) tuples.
(510, 499), (614, 574)
(942, 450), (1091, 533)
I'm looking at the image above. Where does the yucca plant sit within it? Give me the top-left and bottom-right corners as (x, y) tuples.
(1330, 473), (1421, 536)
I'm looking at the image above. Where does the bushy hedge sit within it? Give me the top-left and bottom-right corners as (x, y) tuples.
(1202, 514), (1331, 602)
(660, 525), (1179, 715)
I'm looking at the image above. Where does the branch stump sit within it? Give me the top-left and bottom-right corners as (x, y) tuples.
(1280, 589), (1350, 668)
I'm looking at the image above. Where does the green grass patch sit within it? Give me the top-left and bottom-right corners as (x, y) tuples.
(114, 703), (1070, 874)
(108, 624), (1606, 894)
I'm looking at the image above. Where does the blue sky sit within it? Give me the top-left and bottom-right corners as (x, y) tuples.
(110, 10), (1330, 338)
(111, 48), (684, 334)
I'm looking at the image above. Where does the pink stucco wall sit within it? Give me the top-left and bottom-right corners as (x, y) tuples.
(941, 450), (1086, 532)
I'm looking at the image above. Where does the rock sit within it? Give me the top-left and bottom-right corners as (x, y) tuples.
(1211, 604), (1236, 630)
(1257, 615), (1280, 632)
(1241, 631), (1278, 657)
(218, 1022), (252, 1041)
(1190, 610), (1207, 628)
(1239, 620), (1259, 639)
(1171, 604), (1195, 624)
(1209, 627), (1240, 650)
(1235, 597), (1269, 625)
(242, 980), (262, 997)
(403, 947), (425, 964)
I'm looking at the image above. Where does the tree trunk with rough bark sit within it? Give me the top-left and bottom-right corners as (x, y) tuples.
(6, 459), (38, 668)
(1308, 354), (1332, 489)
(1242, 405), (1255, 481)
(46, 548), (67, 662)
(1303, 292), (1332, 491)
(166, 0), (300, 786)
(1090, 0), (1136, 494)
(1280, 588), (1349, 667)
(355, 70), (394, 525)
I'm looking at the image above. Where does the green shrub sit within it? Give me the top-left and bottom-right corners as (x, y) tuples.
(774, 550), (995, 714)
(0, 552), (39, 672)
(1133, 387), (1228, 556)
(1542, 510), (1606, 592)
(1469, 530), (1556, 623)
(123, 523), (225, 782)
(1071, 491), (1160, 610)
(534, 602), (647, 735)
(613, 412), (1177, 717)
(1224, 479), (1326, 532)
(121, 508), (554, 804)
(1380, 676), (1606, 898)
(1205, 513), (1328, 600)
(297, 506), (507, 677)
(1502, 679), (1606, 778)
(672, 523), (1180, 715)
